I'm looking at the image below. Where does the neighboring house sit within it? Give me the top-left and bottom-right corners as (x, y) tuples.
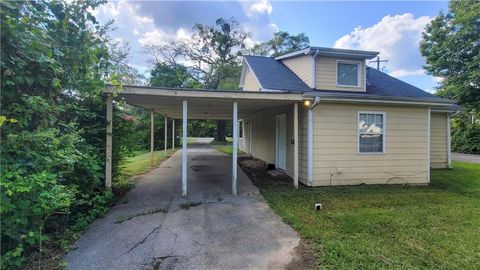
(238, 47), (459, 187)
(106, 46), (459, 195)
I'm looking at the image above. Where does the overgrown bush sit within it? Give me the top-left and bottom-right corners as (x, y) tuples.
(0, 1), (137, 268)
(451, 114), (480, 154)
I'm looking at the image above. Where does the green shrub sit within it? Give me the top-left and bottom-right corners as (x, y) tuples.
(451, 114), (480, 154)
(1, 171), (75, 269)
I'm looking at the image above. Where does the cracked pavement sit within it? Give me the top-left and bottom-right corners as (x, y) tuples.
(64, 143), (301, 270)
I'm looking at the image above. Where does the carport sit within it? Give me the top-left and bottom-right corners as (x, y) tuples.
(104, 85), (305, 197)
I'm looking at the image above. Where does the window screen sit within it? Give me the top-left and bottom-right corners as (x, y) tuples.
(358, 113), (385, 153)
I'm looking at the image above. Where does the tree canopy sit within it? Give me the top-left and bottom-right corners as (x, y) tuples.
(420, 0), (480, 110)
(247, 31), (310, 57)
(145, 17), (247, 141)
(420, 0), (480, 154)
(0, 1), (142, 268)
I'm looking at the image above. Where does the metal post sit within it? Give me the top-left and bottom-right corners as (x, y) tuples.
(150, 110), (154, 166)
(164, 115), (168, 156)
(293, 103), (299, 188)
(427, 107), (431, 182)
(105, 94), (113, 188)
(447, 113), (452, 168)
(182, 100), (188, 197)
(232, 101), (238, 195)
(172, 119), (175, 150)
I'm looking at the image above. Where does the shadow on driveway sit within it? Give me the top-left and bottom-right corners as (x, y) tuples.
(64, 143), (302, 270)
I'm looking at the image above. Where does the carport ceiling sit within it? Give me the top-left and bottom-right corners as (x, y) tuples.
(113, 86), (304, 120)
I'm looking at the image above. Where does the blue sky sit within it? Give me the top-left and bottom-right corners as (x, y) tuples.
(92, 0), (449, 92)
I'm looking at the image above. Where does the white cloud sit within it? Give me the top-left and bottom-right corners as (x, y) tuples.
(389, 69), (425, 77)
(334, 13), (432, 78)
(91, 0), (278, 72)
(242, 0), (273, 17)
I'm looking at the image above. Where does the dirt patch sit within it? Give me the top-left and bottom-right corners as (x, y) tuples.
(145, 255), (179, 270)
(115, 207), (168, 224)
(179, 201), (202, 210)
(238, 157), (293, 191)
(240, 157), (266, 170)
(285, 239), (316, 270)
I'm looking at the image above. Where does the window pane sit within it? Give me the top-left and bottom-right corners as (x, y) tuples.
(358, 114), (367, 132)
(359, 113), (383, 134)
(337, 63), (359, 86)
(359, 134), (383, 153)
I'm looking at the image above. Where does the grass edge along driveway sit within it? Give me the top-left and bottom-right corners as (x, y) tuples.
(241, 160), (480, 269)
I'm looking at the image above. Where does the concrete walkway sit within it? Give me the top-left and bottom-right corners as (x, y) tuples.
(452, 153), (480, 164)
(64, 143), (300, 270)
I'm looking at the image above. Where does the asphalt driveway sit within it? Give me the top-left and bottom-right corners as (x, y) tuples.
(452, 153), (480, 164)
(64, 143), (301, 270)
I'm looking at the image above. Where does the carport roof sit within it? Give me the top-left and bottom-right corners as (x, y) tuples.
(107, 85), (304, 119)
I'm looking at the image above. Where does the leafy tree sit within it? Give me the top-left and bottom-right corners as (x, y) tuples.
(247, 31), (310, 57)
(149, 63), (201, 88)
(420, 0), (480, 110)
(420, 0), (480, 154)
(144, 18), (246, 141)
(108, 41), (147, 85)
(0, 0), (138, 267)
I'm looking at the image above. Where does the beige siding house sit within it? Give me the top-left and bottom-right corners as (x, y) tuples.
(107, 46), (459, 194)
(238, 46), (459, 186)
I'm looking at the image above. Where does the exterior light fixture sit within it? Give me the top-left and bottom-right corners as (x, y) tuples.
(304, 100), (311, 107)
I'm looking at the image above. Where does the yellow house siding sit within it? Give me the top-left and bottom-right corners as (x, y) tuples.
(245, 104), (308, 183)
(311, 103), (429, 186)
(242, 67), (261, 91)
(315, 57), (366, 92)
(430, 112), (449, 168)
(281, 55), (313, 87)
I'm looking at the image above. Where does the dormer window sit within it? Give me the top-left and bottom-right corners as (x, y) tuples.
(337, 61), (360, 87)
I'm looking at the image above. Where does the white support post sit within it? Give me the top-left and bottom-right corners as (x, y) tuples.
(248, 122), (252, 155)
(447, 113), (452, 168)
(105, 94), (113, 188)
(307, 109), (314, 186)
(172, 119), (175, 150)
(427, 107), (431, 183)
(150, 110), (154, 166)
(182, 100), (188, 197)
(164, 115), (168, 156)
(293, 103), (299, 189)
(232, 101), (238, 195)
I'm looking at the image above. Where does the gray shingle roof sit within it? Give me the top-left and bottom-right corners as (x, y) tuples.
(244, 55), (452, 103)
(244, 56), (311, 92)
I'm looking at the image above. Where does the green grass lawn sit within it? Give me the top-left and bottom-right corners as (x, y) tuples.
(252, 161), (480, 269)
(121, 149), (176, 177)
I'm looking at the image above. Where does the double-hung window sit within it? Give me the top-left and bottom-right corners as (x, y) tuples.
(358, 112), (385, 154)
(337, 61), (360, 87)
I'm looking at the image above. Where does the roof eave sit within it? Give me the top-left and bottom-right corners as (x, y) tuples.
(303, 91), (458, 106)
(275, 47), (379, 61)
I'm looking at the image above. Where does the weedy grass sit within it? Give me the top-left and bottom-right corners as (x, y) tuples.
(243, 160), (480, 269)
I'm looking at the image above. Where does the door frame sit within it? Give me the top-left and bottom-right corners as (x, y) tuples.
(275, 113), (287, 171)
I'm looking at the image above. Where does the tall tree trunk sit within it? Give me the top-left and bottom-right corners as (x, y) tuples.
(216, 120), (226, 141)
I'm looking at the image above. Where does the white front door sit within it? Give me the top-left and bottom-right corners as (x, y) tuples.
(276, 114), (287, 171)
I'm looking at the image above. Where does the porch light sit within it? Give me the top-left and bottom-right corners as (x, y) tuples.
(304, 100), (311, 107)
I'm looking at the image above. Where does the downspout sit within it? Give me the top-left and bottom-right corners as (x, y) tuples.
(311, 49), (320, 89)
(307, 96), (321, 186)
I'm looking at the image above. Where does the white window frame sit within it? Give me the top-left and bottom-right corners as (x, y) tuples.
(336, 60), (361, 88)
(357, 111), (386, 155)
